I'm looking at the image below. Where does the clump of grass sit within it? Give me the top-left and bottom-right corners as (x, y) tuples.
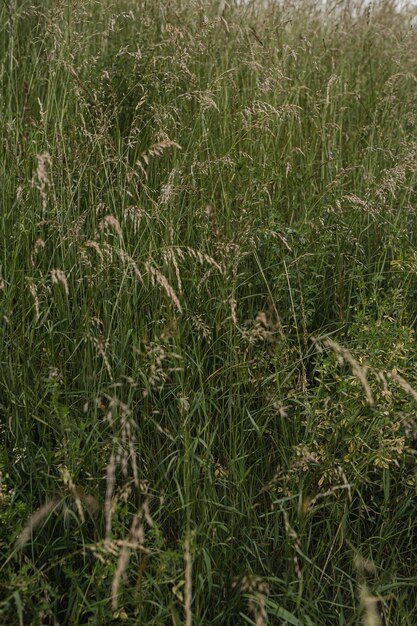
(2, 0), (417, 623)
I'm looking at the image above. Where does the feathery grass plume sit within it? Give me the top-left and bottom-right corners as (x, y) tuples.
(190, 313), (212, 341)
(234, 575), (269, 626)
(240, 310), (279, 345)
(205, 204), (221, 237)
(84, 240), (109, 266)
(92, 336), (113, 381)
(98, 215), (123, 239)
(114, 248), (143, 284)
(138, 140), (181, 179)
(354, 556), (382, 626)
(51, 268), (69, 296)
(59, 466), (85, 523)
(359, 585), (381, 626)
(175, 246), (223, 273)
(163, 248), (183, 293)
(325, 74), (339, 106)
(30, 238), (45, 266)
(104, 396), (140, 540)
(162, 245), (223, 295)
(123, 205), (148, 233)
(32, 152), (51, 213)
(160, 168), (178, 204)
(26, 277), (40, 320)
(118, 401), (139, 485)
(145, 262), (182, 312)
(228, 296), (238, 324)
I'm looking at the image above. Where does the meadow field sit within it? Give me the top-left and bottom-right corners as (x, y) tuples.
(2, 0), (417, 623)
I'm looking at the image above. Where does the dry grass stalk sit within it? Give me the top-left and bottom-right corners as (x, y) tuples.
(111, 502), (151, 611)
(111, 543), (131, 611)
(59, 467), (85, 523)
(388, 370), (417, 402)
(323, 337), (374, 405)
(184, 534), (193, 626)
(376, 371), (391, 398)
(106, 398), (139, 482)
(16, 499), (61, 548)
(305, 483), (353, 512)
(104, 397), (141, 541)
(283, 510), (302, 580)
(105, 451), (117, 539)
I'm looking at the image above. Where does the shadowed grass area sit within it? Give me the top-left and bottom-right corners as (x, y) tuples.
(2, 0), (417, 623)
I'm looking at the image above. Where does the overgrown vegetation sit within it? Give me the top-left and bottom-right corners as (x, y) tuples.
(2, 0), (417, 623)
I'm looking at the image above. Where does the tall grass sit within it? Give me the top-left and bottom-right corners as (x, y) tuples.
(2, 0), (417, 623)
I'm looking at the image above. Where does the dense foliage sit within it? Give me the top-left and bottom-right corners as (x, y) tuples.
(2, 1), (417, 623)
